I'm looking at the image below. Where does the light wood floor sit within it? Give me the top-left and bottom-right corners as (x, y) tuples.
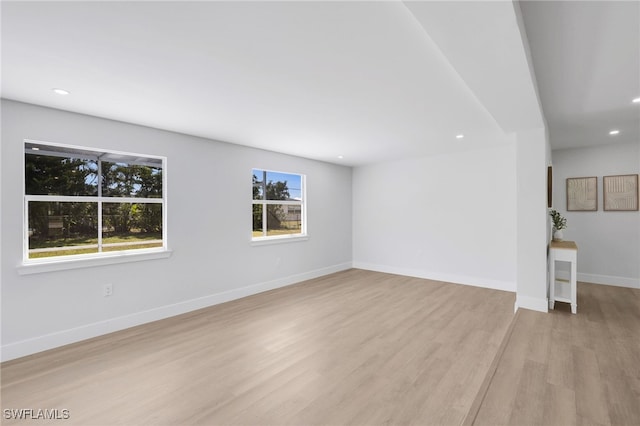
(473, 282), (640, 426)
(1, 270), (638, 425)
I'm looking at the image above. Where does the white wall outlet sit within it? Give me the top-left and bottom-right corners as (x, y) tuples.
(103, 283), (113, 297)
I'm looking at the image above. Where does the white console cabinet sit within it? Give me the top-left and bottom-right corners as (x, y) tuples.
(549, 240), (578, 314)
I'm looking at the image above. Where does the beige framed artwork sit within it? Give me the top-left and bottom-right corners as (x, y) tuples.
(603, 174), (639, 211)
(566, 177), (597, 211)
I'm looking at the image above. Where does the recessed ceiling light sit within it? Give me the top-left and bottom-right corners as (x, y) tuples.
(456, 134), (464, 139)
(337, 155), (344, 159)
(633, 97), (640, 103)
(31, 147), (40, 151)
(52, 88), (70, 95)
(609, 130), (620, 135)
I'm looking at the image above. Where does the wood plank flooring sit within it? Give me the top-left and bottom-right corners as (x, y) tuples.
(473, 282), (640, 426)
(1, 270), (639, 425)
(1, 270), (514, 425)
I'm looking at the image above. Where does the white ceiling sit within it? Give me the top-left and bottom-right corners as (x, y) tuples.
(520, 0), (640, 150)
(5, 1), (631, 166)
(1, 1), (541, 166)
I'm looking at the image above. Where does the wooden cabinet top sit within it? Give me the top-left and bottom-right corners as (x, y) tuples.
(550, 240), (577, 250)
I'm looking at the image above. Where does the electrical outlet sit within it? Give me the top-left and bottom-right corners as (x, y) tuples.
(103, 283), (113, 297)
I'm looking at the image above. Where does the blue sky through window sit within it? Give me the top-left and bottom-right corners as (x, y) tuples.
(253, 169), (302, 200)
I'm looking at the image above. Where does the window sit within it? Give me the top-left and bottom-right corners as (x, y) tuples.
(24, 140), (166, 261)
(252, 169), (305, 240)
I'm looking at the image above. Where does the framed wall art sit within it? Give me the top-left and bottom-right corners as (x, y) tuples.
(566, 176), (597, 211)
(547, 166), (553, 208)
(603, 174), (639, 211)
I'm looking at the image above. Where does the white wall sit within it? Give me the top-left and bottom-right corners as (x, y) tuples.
(552, 142), (640, 288)
(352, 139), (517, 292)
(1, 100), (353, 361)
(515, 128), (549, 312)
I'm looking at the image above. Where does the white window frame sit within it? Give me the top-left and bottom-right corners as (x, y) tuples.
(21, 139), (169, 271)
(251, 168), (307, 244)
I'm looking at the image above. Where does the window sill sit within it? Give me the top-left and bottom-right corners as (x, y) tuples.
(17, 249), (173, 275)
(250, 234), (309, 246)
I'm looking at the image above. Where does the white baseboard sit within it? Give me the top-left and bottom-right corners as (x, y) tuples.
(1, 262), (352, 362)
(352, 261), (516, 292)
(514, 294), (548, 313)
(555, 271), (639, 289)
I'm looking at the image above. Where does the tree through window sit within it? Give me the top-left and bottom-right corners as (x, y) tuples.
(252, 169), (305, 239)
(24, 141), (166, 260)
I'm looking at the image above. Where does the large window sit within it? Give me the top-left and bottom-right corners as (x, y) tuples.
(24, 141), (166, 261)
(252, 169), (305, 240)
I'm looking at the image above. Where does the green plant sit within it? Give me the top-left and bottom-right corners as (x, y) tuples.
(549, 209), (567, 230)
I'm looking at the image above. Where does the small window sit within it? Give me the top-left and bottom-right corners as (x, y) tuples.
(24, 141), (166, 261)
(252, 169), (305, 240)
